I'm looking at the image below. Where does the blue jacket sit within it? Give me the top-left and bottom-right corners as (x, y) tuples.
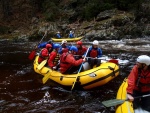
(56, 33), (61, 38)
(38, 42), (54, 49)
(58, 45), (71, 54)
(69, 33), (74, 38)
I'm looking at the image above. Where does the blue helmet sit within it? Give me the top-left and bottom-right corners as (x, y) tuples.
(70, 46), (78, 52)
(54, 43), (60, 49)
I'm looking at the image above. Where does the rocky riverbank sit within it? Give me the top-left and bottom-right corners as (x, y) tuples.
(0, 9), (150, 41)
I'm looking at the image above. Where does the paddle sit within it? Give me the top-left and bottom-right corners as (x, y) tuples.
(71, 47), (90, 90)
(42, 61), (61, 84)
(73, 55), (118, 64)
(102, 93), (150, 107)
(37, 59), (47, 70)
(28, 31), (47, 60)
(42, 70), (52, 84)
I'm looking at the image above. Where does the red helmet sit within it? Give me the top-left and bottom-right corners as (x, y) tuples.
(46, 44), (52, 49)
(76, 41), (82, 45)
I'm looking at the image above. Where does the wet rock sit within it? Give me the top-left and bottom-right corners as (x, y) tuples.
(96, 9), (117, 21)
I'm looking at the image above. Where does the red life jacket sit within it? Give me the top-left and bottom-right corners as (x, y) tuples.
(60, 53), (71, 73)
(48, 50), (59, 68)
(76, 46), (87, 56)
(136, 68), (150, 92)
(38, 48), (49, 63)
(62, 48), (69, 53)
(89, 49), (98, 58)
(60, 52), (83, 74)
(62, 45), (69, 53)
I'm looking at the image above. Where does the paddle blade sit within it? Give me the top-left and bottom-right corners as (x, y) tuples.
(37, 60), (47, 70)
(102, 99), (125, 107)
(28, 50), (36, 60)
(71, 77), (77, 90)
(42, 73), (50, 84)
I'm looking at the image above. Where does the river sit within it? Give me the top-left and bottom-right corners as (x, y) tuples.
(0, 37), (150, 113)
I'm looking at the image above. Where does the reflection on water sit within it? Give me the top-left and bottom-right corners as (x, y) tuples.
(0, 38), (150, 113)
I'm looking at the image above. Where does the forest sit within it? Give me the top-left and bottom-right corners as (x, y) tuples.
(0, 0), (149, 37)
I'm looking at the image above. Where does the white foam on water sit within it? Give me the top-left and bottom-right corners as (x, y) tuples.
(135, 107), (150, 113)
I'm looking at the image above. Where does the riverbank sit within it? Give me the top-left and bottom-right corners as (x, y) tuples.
(0, 8), (150, 41)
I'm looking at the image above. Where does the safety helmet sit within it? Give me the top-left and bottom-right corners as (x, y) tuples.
(54, 43), (60, 49)
(62, 40), (67, 44)
(46, 44), (52, 49)
(70, 31), (72, 33)
(137, 55), (150, 66)
(57, 31), (60, 33)
(48, 40), (52, 44)
(70, 46), (78, 52)
(76, 41), (82, 45)
(93, 40), (99, 45)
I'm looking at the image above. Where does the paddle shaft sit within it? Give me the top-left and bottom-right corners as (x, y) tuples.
(38, 31), (48, 45)
(71, 47), (90, 90)
(33, 31), (48, 50)
(74, 55), (111, 60)
(102, 93), (150, 107)
(74, 55), (118, 65)
(77, 47), (90, 73)
(134, 93), (150, 99)
(28, 31), (47, 60)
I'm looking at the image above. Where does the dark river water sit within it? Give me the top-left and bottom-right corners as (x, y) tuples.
(0, 37), (150, 113)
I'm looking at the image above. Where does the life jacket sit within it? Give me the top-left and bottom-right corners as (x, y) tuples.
(56, 33), (61, 38)
(53, 50), (59, 65)
(136, 68), (150, 92)
(69, 33), (74, 38)
(60, 53), (71, 73)
(62, 45), (69, 53)
(60, 53), (69, 64)
(39, 48), (48, 58)
(77, 46), (87, 56)
(89, 48), (98, 58)
(38, 48), (48, 63)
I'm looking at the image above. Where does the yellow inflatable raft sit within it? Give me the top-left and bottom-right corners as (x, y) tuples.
(115, 78), (134, 113)
(51, 36), (83, 42)
(33, 56), (119, 90)
(115, 78), (149, 113)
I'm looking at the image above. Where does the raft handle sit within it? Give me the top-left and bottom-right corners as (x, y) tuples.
(108, 66), (115, 77)
(108, 66), (114, 70)
(60, 76), (63, 81)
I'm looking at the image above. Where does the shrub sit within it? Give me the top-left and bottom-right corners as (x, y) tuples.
(81, 1), (114, 20)
(42, 1), (59, 21)
(0, 26), (9, 34)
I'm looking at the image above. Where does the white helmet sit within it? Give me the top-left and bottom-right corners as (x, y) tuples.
(93, 40), (99, 45)
(137, 55), (150, 66)
(62, 40), (67, 44)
